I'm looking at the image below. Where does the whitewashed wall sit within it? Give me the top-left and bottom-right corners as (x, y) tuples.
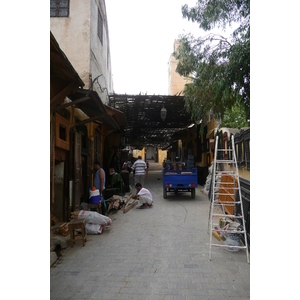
(50, 0), (113, 104)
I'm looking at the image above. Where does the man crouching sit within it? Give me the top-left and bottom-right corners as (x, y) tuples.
(133, 183), (153, 209)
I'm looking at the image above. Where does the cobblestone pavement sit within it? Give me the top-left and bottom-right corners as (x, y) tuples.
(50, 162), (250, 300)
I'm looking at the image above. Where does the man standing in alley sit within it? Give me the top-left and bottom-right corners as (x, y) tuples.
(93, 161), (106, 213)
(131, 155), (148, 187)
(133, 183), (153, 209)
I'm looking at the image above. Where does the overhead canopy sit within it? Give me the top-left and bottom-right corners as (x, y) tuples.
(52, 89), (122, 131)
(50, 31), (84, 109)
(104, 104), (128, 129)
(109, 94), (193, 149)
(50, 32), (84, 86)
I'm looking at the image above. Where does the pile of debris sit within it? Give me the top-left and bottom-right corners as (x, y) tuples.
(105, 193), (138, 215)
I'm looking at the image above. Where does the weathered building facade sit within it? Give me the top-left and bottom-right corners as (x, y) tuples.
(50, 1), (127, 222)
(50, 0), (113, 101)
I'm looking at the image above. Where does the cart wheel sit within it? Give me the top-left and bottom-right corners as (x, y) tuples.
(191, 189), (195, 199)
(163, 188), (167, 199)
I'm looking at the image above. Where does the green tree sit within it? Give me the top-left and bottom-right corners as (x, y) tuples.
(220, 101), (249, 128)
(175, 0), (250, 126)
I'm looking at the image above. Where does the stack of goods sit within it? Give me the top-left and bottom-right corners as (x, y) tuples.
(211, 217), (243, 252)
(71, 210), (112, 235)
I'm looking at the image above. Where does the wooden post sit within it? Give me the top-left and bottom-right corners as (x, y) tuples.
(50, 113), (55, 216)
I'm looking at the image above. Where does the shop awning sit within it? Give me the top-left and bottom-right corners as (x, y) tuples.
(50, 31), (84, 109)
(52, 89), (120, 130)
(50, 32), (84, 87)
(104, 104), (128, 129)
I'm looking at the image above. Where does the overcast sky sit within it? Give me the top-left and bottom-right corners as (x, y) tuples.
(105, 0), (204, 95)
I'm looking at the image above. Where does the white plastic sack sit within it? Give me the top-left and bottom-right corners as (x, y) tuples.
(77, 210), (112, 226)
(203, 187), (209, 195)
(85, 223), (103, 235)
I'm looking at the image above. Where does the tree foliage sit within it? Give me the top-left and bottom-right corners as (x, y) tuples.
(220, 101), (248, 129)
(175, 0), (250, 126)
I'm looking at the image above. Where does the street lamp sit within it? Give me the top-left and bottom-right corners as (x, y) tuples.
(160, 105), (167, 121)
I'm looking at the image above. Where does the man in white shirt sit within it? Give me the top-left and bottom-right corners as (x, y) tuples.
(133, 183), (153, 209)
(131, 156), (148, 187)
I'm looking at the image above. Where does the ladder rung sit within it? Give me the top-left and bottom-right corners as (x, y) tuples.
(211, 228), (245, 233)
(214, 192), (236, 196)
(214, 191), (239, 194)
(211, 214), (243, 218)
(213, 200), (239, 202)
(214, 187), (239, 190)
(212, 202), (241, 206)
(214, 188), (239, 191)
(211, 243), (247, 249)
(212, 199), (237, 202)
(215, 171), (236, 174)
(214, 182), (238, 186)
(213, 187), (239, 190)
(215, 160), (235, 163)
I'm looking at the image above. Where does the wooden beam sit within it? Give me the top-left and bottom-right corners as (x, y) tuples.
(123, 194), (133, 206)
(123, 200), (138, 213)
(70, 116), (105, 128)
(50, 82), (78, 108)
(51, 96), (90, 112)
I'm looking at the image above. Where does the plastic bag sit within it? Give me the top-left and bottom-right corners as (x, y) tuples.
(77, 210), (112, 226)
(85, 223), (103, 235)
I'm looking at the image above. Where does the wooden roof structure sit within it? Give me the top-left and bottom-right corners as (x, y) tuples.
(109, 94), (193, 149)
(50, 31), (84, 110)
(50, 32), (127, 132)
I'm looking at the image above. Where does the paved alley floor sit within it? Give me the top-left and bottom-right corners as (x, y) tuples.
(50, 162), (250, 300)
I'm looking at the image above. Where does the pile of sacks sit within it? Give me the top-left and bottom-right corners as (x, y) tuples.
(71, 210), (112, 235)
(203, 164), (213, 195)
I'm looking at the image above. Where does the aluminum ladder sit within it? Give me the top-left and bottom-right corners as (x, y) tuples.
(208, 135), (249, 263)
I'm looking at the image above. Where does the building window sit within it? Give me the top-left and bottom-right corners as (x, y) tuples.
(55, 113), (70, 150)
(59, 124), (67, 141)
(98, 9), (103, 45)
(50, 0), (70, 17)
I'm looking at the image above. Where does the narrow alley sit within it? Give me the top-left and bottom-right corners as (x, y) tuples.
(50, 162), (250, 300)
